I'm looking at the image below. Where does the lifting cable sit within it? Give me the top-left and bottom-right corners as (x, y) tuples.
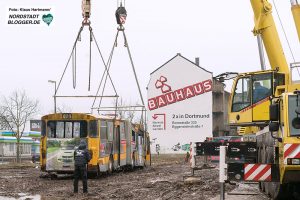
(97, 31), (119, 113)
(91, 30), (119, 114)
(117, 0), (125, 8)
(93, 1), (146, 121)
(122, 30), (145, 106)
(88, 26), (92, 91)
(56, 26), (83, 93)
(272, 0), (300, 76)
(57, 0), (112, 98)
(72, 43), (77, 89)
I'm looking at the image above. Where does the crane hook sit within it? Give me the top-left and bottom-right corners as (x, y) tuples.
(116, 1), (127, 25)
(82, 0), (91, 25)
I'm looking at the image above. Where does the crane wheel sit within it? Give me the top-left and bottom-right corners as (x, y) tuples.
(265, 147), (274, 197)
(269, 183), (288, 200)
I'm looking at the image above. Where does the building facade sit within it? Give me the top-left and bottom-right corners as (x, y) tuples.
(147, 54), (213, 153)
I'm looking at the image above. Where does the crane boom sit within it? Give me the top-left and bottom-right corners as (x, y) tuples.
(291, 0), (300, 42)
(251, 0), (290, 83)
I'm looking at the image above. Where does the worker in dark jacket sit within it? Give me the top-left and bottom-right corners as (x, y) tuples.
(73, 139), (91, 194)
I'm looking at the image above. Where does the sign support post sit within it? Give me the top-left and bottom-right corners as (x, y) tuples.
(219, 145), (227, 200)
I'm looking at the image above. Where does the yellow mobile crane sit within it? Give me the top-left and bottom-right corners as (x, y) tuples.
(228, 0), (300, 199)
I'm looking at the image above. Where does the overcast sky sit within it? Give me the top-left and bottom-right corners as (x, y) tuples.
(0, 0), (300, 117)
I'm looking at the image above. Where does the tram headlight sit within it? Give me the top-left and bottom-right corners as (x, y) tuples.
(287, 158), (300, 165)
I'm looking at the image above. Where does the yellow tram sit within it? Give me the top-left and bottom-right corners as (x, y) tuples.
(40, 113), (150, 175)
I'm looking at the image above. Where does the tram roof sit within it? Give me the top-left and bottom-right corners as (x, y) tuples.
(41, 113), (127, 121)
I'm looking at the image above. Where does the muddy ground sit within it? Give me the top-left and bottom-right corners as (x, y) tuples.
(0, 155), (237, 200)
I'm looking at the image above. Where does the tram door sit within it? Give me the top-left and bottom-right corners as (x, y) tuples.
(115, 126), (120, 166)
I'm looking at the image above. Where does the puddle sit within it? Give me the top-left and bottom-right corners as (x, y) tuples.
(1, 176), (24, 179)
(0, 193), (41, 200)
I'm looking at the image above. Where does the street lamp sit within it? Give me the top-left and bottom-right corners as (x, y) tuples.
(48, 80), (57, 113)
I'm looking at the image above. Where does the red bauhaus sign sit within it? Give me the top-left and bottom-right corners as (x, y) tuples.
(148, 76), (212, 111)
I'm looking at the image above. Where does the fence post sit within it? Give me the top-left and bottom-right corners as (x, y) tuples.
(190, 143), (196, 175)
(219, 146), (227, 200)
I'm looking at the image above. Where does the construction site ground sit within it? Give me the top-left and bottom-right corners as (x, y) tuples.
(0, 154), (269, 200)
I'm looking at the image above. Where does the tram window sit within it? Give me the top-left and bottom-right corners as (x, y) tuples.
(80, 121), (87, 138)
(41, 121), (46, 136)
(120, 122), (125, 140)
(141, 134), (144, 145)
(138, 135), (142, 145)
(107, 121), (114, 141)
(100, 121), (107, 140)
(65, 122), (72, 138)
(232, 77), (251, 112)
(132, 131), (136, 142)
(89, 120), (98, 138)
(73, 122), (80, 138)
(47, 121), (56, 138)
(56, 122), (64, 138)
(47, 121), (87, 138)
(252, 73), (272, 104)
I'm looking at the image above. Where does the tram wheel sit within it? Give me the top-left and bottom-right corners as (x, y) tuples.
(108, 157), (114, 174)
(131, 154), (135, 170)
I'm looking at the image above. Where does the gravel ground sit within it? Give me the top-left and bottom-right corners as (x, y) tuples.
(0, 155), (242, 200)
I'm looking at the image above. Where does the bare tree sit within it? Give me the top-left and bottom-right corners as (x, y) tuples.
(0, 90), (39, 163)
(113, 97), (126, 119)
(126, 108), (135, 123)
(126, 101), (140, 123)
(111, 98), (144, 123)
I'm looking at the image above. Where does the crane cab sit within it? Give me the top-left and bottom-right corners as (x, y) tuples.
(229, 71), (285, 128)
